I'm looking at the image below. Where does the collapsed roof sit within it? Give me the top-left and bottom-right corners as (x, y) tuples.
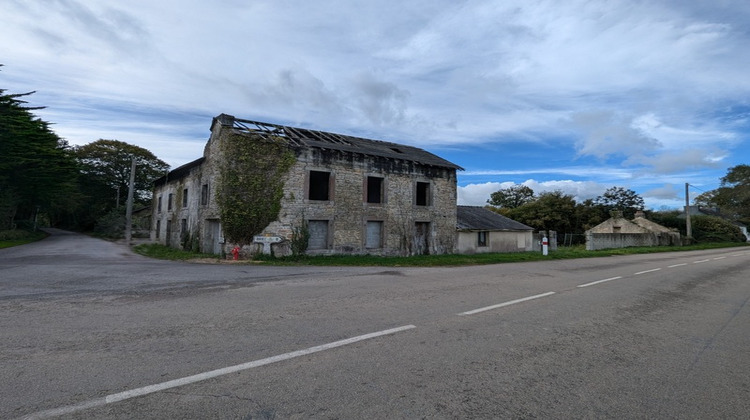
(217, 114), (463, 171)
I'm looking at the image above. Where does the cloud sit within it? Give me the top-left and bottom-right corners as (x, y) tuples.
(642, 184), (682, 201)
(458, 179), (608, 206)
(351, 72), (410, 126)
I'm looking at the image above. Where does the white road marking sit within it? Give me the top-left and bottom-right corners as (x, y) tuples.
(634, 268), (662, 275)
(577, 276), (623, 288)
(693, 259), (710, 264)
(459, 292), (556, 316)
(19, 325), (417, 420)
(713, 256), (727, 260)
(668, 263), (688, 268)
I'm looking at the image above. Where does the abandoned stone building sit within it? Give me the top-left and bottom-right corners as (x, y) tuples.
(151, 114), (463, 257)
(585, 211), (680, 250)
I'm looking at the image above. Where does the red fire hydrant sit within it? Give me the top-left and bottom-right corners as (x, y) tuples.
(231, 246), (240, 260)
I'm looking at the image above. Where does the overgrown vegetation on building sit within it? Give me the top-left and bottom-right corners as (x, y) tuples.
(216, 133), (296, 244)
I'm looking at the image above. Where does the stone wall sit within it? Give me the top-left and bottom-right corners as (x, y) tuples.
(585, 232), (681, 251)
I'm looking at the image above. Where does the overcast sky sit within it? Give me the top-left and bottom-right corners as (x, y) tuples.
(3, 0), (749, 209)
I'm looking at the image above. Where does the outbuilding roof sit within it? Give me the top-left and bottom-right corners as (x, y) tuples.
(457, 206), (534, 231)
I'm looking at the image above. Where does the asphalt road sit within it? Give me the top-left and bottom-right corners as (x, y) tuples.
(1, 229), (749, 419)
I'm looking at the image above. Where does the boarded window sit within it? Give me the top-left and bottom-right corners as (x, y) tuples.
(182, 188), (188, 207)
(201, 184), (209, 206)
(157, 196), (162, 213)
(478, 231), (488, 247)
(307, 220), (329, 249)
(366, 176), (384, 203)
(155, 220), (161, 239)
(309, 171), (331, 201)
(366, 221), (383, 249)
(416, 182), (430, 206)
(168, 193), (174, 211)
(180, 219), (187, 233)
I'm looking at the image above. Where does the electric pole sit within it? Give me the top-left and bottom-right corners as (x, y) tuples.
(685, 183), (692, 240)
(125, 158), (136, 244)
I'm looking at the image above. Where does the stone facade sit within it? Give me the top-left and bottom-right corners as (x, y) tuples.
(151, 114), (462, 257)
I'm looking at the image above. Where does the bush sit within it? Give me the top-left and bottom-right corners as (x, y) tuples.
(0, 229), (33, 241)
(692, 215), (746, 243)
(94, 209), (125, 239)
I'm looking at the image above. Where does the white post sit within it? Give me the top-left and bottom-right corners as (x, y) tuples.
(542, 236), (549, 256)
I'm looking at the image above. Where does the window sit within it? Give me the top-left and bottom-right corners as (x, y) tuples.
(365, 221), (383, 249)
(307, 220), (329, 249)
(155, 220), (161, 239)
(201, 184), (209, 206)
(180, 219), (187, 233)
(167, 193), (174, 211)
(309, 171), (331, 201)
(366, 176), (384, 204)
(182, 188), (188, 207)
(157, 196), (162, 213)
(416, 182), (430, 206)
(478, 231), (488, 247)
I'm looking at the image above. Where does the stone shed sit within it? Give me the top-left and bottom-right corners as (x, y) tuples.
(586, 211), (680, 250)
(456, 206), (534, 254)
(151, 114), (463, 257)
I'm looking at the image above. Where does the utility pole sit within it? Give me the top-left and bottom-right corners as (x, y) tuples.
(685, 182), (692, 240)
(125, 158), (136, 244)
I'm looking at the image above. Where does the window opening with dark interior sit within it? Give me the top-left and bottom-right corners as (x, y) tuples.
(416, 182), (430, 206)
(309, 171), (330, 201)
(367, 176), (384, 203)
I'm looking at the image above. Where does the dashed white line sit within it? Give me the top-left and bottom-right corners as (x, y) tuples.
(668, 263), (688, 268)
(459, 292), (556, 316)
(19, 325), (417, 420)
(693, 259), (711, 264)
(634, 268), (662, 275)
(713, 256), (727, 260)
(577, 276), (623, 288)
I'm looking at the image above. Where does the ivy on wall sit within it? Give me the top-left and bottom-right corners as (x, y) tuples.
(216, 133), (296, 244)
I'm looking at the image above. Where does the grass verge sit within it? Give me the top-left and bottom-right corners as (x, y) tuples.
(133, 242), (748, 266)
(0, 230), (48, 249)
(133, 243), (223, 261)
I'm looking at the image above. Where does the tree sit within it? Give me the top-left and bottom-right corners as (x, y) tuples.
(487, 185), (535, 208)
(75, 139), (170, 204)
(593, 186), (644, 218)
(507, 190), (577, 234)
(73, 139), (169, 230)
(1, 67), (79, 229)
(693, 165), (750, 223)
(716, 165), (750, 220)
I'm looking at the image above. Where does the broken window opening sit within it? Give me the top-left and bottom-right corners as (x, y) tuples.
(309, 171), (331, 201)
(201, 184), (209, 206)
(416, 182), (430, 206)
(366, 176), (384, 204)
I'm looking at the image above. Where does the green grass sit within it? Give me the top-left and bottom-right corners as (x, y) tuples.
(133, 242), (748, 266)
(133, 243), (223, 261)
(0, 230), (48, 249)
